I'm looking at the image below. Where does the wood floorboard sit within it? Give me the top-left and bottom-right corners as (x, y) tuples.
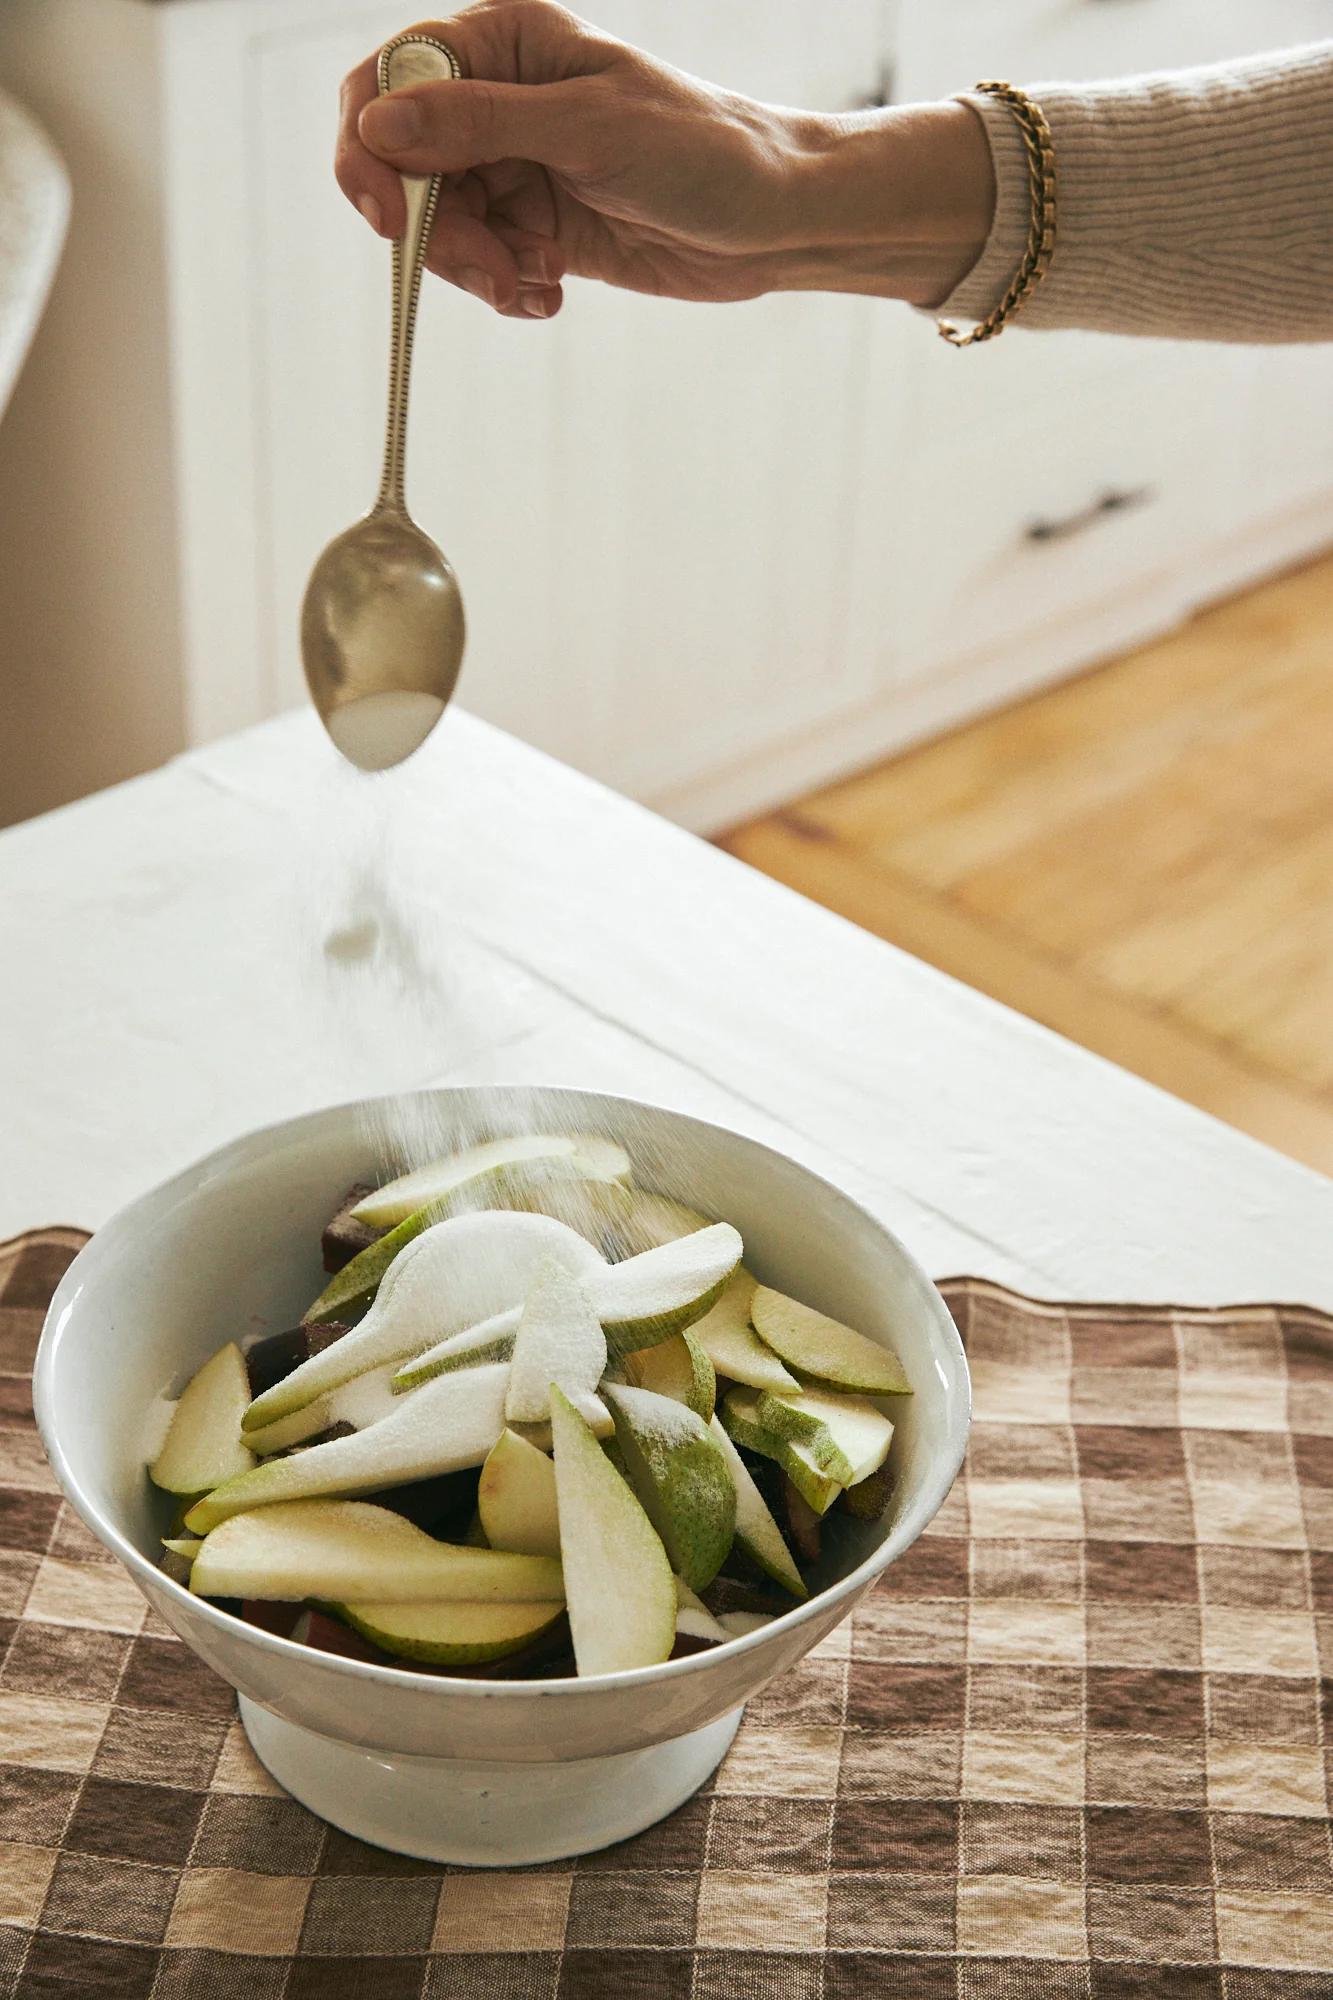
(718, 554), (1333, 1177)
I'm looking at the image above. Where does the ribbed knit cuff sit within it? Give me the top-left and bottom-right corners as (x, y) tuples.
(926, 41), (1333, 344)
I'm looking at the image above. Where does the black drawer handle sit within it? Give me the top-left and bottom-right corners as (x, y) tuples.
(1026, 486), (1155, 542)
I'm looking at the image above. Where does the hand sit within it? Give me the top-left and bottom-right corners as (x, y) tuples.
(336, 0), (994, 319)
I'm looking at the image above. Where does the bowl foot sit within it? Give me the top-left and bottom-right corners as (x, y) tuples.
(238, 1695), (744, 1865)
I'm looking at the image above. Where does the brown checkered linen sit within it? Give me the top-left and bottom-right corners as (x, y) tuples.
(2, 1230), (1330, 1999)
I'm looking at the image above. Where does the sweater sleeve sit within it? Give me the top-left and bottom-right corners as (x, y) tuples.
(935, 41), (1333, 343)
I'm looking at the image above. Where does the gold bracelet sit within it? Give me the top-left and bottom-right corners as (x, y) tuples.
(938, 81), (1056, 346)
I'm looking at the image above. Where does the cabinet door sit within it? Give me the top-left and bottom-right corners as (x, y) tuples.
(170, 0), (890, 806)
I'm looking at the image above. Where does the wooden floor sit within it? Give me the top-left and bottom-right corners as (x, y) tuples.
(719, 553), (1333, 1177)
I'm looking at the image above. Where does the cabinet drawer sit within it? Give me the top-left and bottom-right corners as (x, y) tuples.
(890, 369), (1231, 679)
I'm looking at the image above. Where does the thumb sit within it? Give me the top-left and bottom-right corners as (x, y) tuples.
(359, 77), (594, 176)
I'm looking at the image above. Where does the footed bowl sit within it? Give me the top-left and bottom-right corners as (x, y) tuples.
(35, 1086), (970, 1864)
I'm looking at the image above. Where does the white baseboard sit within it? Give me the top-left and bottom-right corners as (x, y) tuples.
(650, 491), (1333, 838)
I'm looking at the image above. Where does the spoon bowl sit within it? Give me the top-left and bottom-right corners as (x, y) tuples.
(301, 34), (465, 771)
(302, 512), (464, 770)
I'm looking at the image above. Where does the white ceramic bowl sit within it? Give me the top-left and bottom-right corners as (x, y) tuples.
(36, 1086), (969, 1865)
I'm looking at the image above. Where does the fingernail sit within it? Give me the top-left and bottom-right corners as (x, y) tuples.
(362, 95), (422, 151)
(516, 250), (548, 284)
(458, 266), (495, 306)
(521, 293), (552, 318)
(358, 194), (383, 235)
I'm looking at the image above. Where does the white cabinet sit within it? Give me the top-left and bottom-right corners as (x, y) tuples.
(2, 0), (1332, 832)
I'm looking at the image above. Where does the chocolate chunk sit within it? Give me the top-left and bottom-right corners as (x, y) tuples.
(243, 1322), (353, 1398)
(322, 1185), (385, 1272)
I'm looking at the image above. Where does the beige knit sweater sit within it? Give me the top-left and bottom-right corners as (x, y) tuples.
(937, 41), (1333, 342)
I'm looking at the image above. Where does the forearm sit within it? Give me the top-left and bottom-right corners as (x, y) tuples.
(943, 41), (1333, 343)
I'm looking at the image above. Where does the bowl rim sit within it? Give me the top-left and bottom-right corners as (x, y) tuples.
(35, 1082), (971, 1700)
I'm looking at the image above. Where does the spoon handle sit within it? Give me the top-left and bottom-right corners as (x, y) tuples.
(373, 34), (461, 515)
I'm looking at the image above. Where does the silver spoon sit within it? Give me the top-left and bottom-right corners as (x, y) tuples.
(301, 33), (465, 772)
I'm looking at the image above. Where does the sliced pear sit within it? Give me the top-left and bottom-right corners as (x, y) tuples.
(618, 1328), (715, 1420)
(309, 1149), (630, 1323)
(603, 1189), (710, 1258)
(189, 1364), (511, 1533)
(150, 1343), (255, 1496)
(604, 1383), (736, 1592)
(717, 1610), (775, 1638)
(349, 1134), (629, 1230)
(708, 1415), (806, 1598)
(188, 1499), (563, 1603)
(720, 1388), (842, 1516)
(244, 1361), (401, 1457)
(335, 1597), (564, 1665)
(505, 1260), (607, 1427)
(750, 1288), (911, 1396)
(598, 1224), (741, 1353)
(478, 1429), (560, 1557)
(757, 1385), (894, 1487)
(508, 1393), (613, 1451)
(391, 1222), (742, 1392)
(162, 1537), (203, 1561)
(689, 1269), (799, 1393)
(243, 1210), (605, 1433)
(549, 1385), (675, 1677)
(675, 1578), (727, 1644)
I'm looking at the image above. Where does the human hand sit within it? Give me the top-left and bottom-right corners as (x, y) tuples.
(336, 0), (994, 319)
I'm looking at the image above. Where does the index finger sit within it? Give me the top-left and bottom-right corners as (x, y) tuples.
(335, 51), (407, 237)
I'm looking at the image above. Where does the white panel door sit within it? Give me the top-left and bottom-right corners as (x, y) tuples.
(219, 0), (888, 799)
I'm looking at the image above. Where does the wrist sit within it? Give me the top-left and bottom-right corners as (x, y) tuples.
(773, 100), (996, 306)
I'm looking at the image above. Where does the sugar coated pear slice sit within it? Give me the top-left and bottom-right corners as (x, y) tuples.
(309, 1158), (631, 1324)
(720, 1388), (841, 1516)
(335, 1597), (565, 1665)
(617, 1329), (715, 1420)
(478, 1429), (561, 1556)
(505, 1259), (607, 1426)
(392, 1222), (743, 1391)
(189, 1365), (512, 1533)
(605, 1384), (736, 1592)
(350, 1134), (629, 1230)
(757, 1386), (893, 1487)
(689, 1270), (799, 1393)
(245, 1362), (401, 1457)
(750, 1288), (911, 1396)
(550, 1386), (675, 1677)
(598, 1222), (742, 1355)
(244, 1211), (604, 1432)
(150, 1343), (255, 1496)
(717, 1610), (775, 1638)
(708, 1415), (806, 1598)
(674, 1577), (727, 1644)
(188, 1499), (563, 1603)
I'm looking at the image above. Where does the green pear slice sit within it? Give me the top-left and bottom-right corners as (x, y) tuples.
(391, 1222), (743, 1392)
(757, 1386), (894, 1487)
(150, 1343), (255, 1495)
(689, 1270), (799, 1393)
(162, 1537), (203, 1561)
(335, 1597), (565, 1664)
(550, 1386), (676, 1678)
(750, 1288), (911, 1396)
(616, 1329), (715, 1420)
(478, 1429), (560, 1556)
(675, 1577), (727, 1644)
(349, 1134), (630, 1229)
(189, 1364), (512, 1533)
(708, 1416), (806, 1598)
(505, 1260), (607, 1427)
(188, 1499), (563, 1603)
(604, 1384), (736, 1592)
(243, 1211), (604, 1433)
(719, 1388), (842, 1516)
(309, 1155), (631, 1324)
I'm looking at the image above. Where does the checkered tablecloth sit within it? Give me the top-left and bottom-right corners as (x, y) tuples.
(2, 1226), (1330, 1998)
